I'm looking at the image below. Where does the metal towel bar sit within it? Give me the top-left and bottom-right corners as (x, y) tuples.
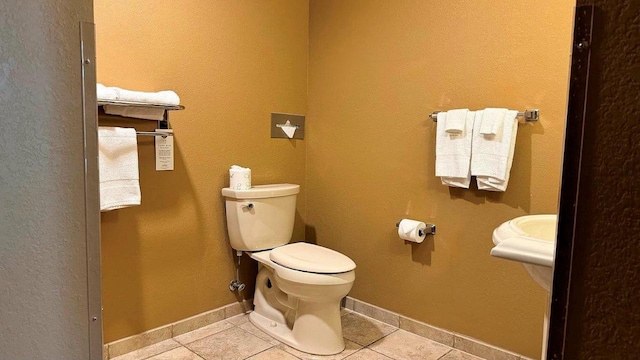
(429, 109), (539, 122)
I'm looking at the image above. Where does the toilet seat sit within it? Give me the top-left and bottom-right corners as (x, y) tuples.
(249, 244), (355, 287)
(270, 242), (356, 274)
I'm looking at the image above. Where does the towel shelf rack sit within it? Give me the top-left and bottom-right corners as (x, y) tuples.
(97, 100), (185, 111)
(136, 131), (173, 137)
(97, 99), (185, 131)
(429, 109), (539, 122)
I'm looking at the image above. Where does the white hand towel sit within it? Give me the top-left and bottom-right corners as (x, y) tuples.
(471, 110), (519, 191)
(103, 105), (166, 121)
(97, 84), (180, 106)
(435, 110), (476, 188)
(479, 108), (507, 135)
(444, 108), (469, 134)
(98, 127), (141, 211)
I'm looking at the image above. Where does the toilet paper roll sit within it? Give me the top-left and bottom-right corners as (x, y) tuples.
(397, 219), (427, 243)
(229, 165), (251, 190)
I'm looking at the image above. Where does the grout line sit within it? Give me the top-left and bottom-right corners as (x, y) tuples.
(186, 346), (207, 360)
(239, 343), (282, 360)
(436, 349), (453, 360)
(193, 351), (207, 360)
(340, 308), (353, 317)
(180, 344), (207, 360)
(362, 327), (399, 348)
(341, 350), (358, 360)
(132, 342), (181, 360)
(190, 320), (238, 346)
(180, 320), (236, 346)
(365, 346), (397, 360)
(347, 311), (398, 328)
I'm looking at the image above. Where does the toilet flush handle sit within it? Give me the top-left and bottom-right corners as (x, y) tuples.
(242, 203), (254, 210)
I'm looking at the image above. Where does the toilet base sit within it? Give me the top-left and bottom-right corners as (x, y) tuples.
(249, 307), (345, 356)
(248, 251), (354, 355)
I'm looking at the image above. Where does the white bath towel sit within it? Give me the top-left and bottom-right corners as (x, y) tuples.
(98, 127), (141, 211)
(435, 110), (476, 188)
(103, 105), (166, 121)
(471, 110), (519, 191)
(116, 87), (180, 106)
(444, 108), (469, 134)
(97, 83), (180, 106)
(479, 108), (507, 135)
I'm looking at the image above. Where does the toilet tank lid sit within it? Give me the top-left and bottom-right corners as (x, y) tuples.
(270, 242), (356, 274)
(222, 184), (300, 199)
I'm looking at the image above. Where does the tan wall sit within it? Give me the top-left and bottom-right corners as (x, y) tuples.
(307, 1), (573, 358)
(96, 0), (574, 356)
(95, 0), (308, 342)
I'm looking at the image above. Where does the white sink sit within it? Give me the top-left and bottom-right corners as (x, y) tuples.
(491, 214), (558, 359)
(490, 214), (557, 292)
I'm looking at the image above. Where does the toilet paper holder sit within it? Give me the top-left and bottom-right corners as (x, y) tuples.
(395, 221), (436, 236)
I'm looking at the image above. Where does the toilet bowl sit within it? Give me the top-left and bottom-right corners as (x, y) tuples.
(250, 243), (355, 355)
(221, 184), (356, 355)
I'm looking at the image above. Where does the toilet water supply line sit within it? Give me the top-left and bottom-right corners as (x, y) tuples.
(229, 251), (246, 292)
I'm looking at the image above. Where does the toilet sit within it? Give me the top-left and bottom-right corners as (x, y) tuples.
(221, 183), (356, 355)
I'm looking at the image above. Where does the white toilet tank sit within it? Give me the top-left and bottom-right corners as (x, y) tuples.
(222, 184), (300, 251)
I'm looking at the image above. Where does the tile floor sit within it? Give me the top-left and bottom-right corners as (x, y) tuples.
(112, 309), (484, 360)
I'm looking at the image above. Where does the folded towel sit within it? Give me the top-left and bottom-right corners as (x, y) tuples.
(435, 110), (476, 188)
(116, 87), (180, 106)
(97, 83), (118, 101)
(103, 105), (166, 121)
(442, 175), (472, 188)
(444, 108), (469, 134)
(98, 127), (141, 211)
(479, 108), (507, 135)
(471, 110), (519, 191)
(97, 83), (180, 106)
(476, 130), (516, 191)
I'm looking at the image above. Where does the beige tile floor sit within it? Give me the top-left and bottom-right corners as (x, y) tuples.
(112, 310), (484, 360)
